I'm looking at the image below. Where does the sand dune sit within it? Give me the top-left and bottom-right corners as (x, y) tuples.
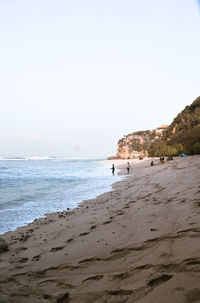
(0, 156), (200, 303)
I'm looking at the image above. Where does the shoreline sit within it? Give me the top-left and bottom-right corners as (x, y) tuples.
(0, 159), (124, 236)
(0, 155), (200, 302)
(0, 158), (144, 237)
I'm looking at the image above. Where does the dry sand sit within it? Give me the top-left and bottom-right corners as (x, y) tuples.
(103, 159), (141, 166)
(0, 155), (200, 303)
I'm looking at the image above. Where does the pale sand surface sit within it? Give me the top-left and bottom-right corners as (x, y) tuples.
(103, 159), (142, 166)
(0, 156), (200, 303)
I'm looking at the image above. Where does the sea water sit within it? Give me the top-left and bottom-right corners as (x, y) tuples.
(0, 157), (122, 234)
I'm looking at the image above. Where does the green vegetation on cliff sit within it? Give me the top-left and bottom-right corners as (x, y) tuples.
(115, 97), (200, 159)
(148, 97), (200, 156)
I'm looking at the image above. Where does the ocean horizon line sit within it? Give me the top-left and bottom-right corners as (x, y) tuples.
(0, 156), (106, 161)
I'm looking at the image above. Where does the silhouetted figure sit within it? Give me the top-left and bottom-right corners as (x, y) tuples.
(159, 156), (165, 163)
(111, 164), (115, 175)
(127, 162), (130, 173)
(151, 160), (154, 166)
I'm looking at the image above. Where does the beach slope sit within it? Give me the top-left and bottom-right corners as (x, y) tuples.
(0, 156), (200, 302)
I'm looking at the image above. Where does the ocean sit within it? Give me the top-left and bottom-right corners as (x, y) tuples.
(0, 157), (122, 235)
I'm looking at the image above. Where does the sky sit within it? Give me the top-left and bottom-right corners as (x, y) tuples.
(0, 0), (200, 158)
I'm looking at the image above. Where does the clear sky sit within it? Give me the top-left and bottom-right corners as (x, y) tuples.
(0, 0), (200, 158)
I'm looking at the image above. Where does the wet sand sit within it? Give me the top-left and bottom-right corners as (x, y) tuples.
(0, 156), (200, 303)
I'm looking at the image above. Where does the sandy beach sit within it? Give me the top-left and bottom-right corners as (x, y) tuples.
(0, 156), (200, 303)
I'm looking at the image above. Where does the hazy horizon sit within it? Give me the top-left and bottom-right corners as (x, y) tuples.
(1, 0), (200, 158)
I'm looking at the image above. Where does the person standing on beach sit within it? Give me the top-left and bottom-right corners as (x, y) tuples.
(127, 162), (130, 174)
(111, 164), (115, 175)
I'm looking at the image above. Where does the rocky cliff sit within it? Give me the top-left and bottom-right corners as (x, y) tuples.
(116, 130), (158, 159)
(149, 96), (200, 156)
(110, 96), (200, 159)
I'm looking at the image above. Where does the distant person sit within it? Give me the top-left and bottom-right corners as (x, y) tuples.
(111, 164), (115, 175)
(127, 162), (130, 173)
(159, 156), (165, 163)
(151, 160), (154, 166)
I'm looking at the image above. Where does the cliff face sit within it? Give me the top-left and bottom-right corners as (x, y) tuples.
(149, 96), (200, 156)
(116, 130), (157, 159)
(113, 96), (200, 159)
(113, 97), (200, 159)
(117, 135), (146, 159)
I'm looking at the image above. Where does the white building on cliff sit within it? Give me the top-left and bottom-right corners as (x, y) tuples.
(156, 124), (168, 133)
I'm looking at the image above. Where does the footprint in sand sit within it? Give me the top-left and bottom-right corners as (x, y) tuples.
(116, 211), (125, 216)
(147, 274), (173, 287)
(82, 275), (104, 283)
(111, 272), (129, 280)
(184, 257), (200, 266)
(185, 288), (200, 302)
(66, 237), (74, 243)
(50, 246), (65, 252)
(129, 200), (137, 204)
(150, 228), (157, 231)
(79, 232), (90, 236)
(78, 257), (102, 264)
(107, 289), (133, 296)
(15, 247), (28, 253)
(123, 205), (130, 209)
(103, 220), (112, 225)
(32, 254), (41, 261)
(17, 257), (29, 263)
(52, 292), (70, 303)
